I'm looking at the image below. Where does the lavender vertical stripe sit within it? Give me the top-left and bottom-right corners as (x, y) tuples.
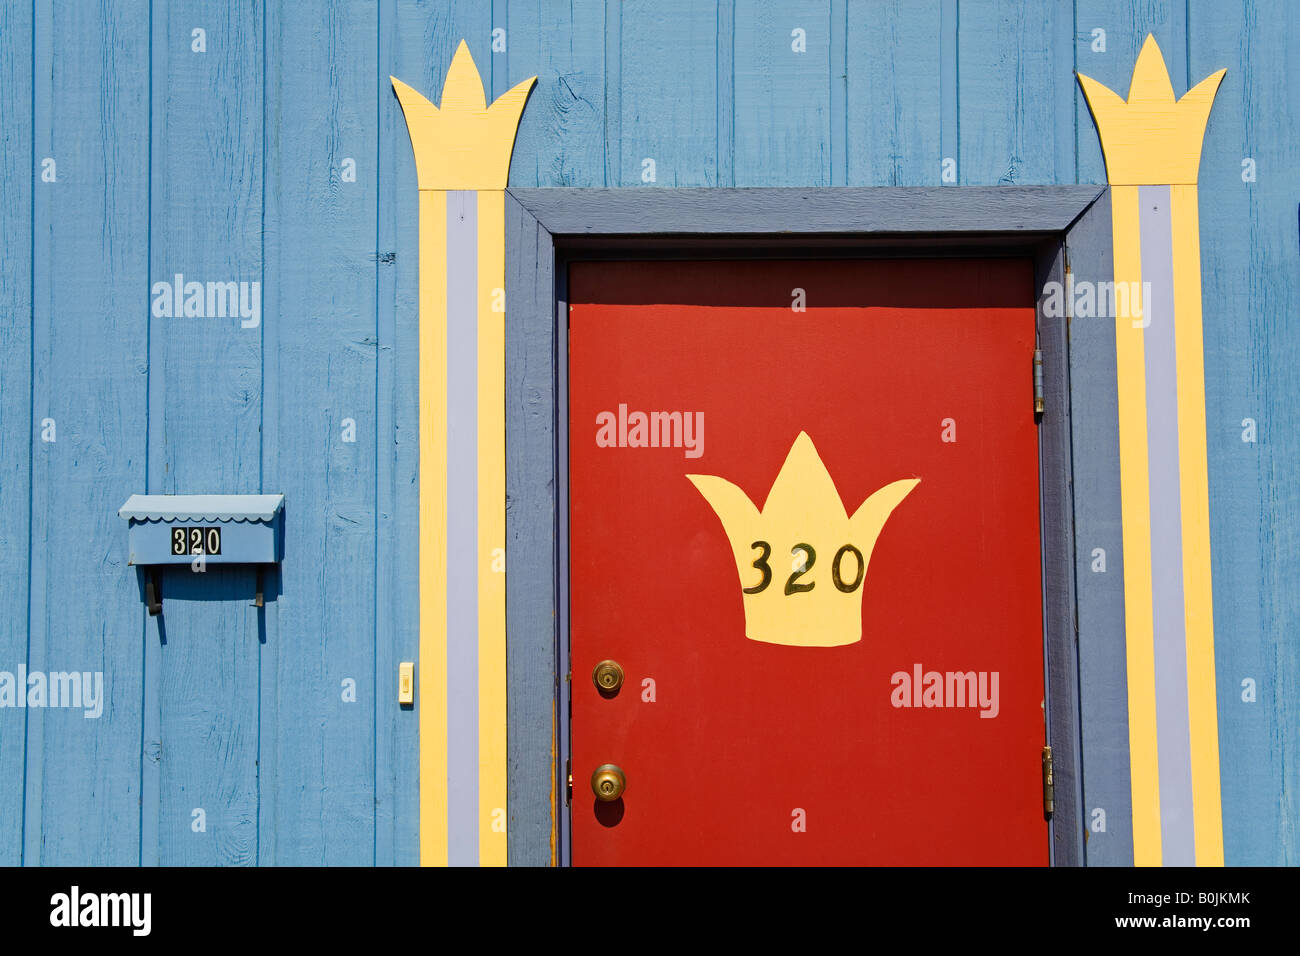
(1138, 184), (1195, 866)
(446, 191), (478, 865)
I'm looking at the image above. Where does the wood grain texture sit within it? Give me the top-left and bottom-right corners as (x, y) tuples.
(847, 0), (943, 186)
(510, 186), (1104, 236)
(374, 0), (417, 868)
(616, 0), (718, 186)
(24, 0), (149, 866)
(827, 0), (845, 185)
(147, 0), (262, 866)
(0, 0), (1295, 867)
(504, 194), (557, 865)
(1073, 0), (1186, 185)
(733, 0), (832, 186)
(152, 569), (258, 865)
(958, 0), (1071, 185)
(506, 0), (606, 187)
(0, 0), (32, 867)
(940, 0), (957, 182)
(602, 0), (621, 187)
(716, 0), (736, 186)
(256, 0), (281, 869)
(261, 0), (378, 865)
(1191, 0), (1300, 867)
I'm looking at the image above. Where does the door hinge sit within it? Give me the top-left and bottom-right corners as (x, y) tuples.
(565, 758), (573, 807)
(1033, 348), (1045, 416)
(1042, 745), (1055, 819)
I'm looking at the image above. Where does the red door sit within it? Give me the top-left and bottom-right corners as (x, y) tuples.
(568, 258), (1047, 865)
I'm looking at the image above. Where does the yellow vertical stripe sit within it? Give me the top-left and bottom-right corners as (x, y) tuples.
(1111, 185), (1163, 866)
(393, 48), (536, 867)
(418, 189), (449, 867)
(477, 189), (508, 866)
(1169, 184), (1224, 866)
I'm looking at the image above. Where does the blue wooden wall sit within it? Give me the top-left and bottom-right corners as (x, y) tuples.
(0, 0), (1294, 866)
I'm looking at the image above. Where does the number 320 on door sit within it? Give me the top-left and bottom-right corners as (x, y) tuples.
(742, 541), (865, 596)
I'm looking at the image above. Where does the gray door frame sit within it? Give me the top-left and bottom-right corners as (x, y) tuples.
(503, 185), (1111, 867)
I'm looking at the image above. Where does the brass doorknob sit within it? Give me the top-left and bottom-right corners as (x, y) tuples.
(592, 659), (625, 694)
(591, 764), (626, 802)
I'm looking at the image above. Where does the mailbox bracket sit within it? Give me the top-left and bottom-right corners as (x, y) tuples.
(118, 494), (286, 617)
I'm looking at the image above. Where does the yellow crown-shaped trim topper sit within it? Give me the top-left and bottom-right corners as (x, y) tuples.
(688, 432), (919, 648)
(392, 40), (536, 190)
(1077, 34), (1225, 185)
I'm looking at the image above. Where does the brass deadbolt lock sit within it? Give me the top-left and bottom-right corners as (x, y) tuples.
(591, 764), (626, 802)
(592, 659), (625, 694)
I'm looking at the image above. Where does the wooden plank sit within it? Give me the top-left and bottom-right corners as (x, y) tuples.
(259, 0), (379, 866)
(24, 0), (149, 866)
(504, 194), (557, 865)
(509, 186), (1104, 236)
(391, 0), (492, 117)
(1073, 0), (1186, 184)
(617, 0), (718, 186)
(151, 568), (259, 864)
(1052, 0), (1078, 184)
(828, 0), (845, 185)
(1064, 190), (1134, 865)
(602, 0), (621, 187)
(254, 0), (280, 867)
(732, 0), (831, 186)
(0, 0), (33, 867)
(147, 0), (262, 866)
(502, 0), (606, 187)
(847, 0), (943, 186)
(1190, 0), (1300, 866)
(716, 0), (735, 187)
(373, 0), (403, 867)
(940, 0), (957, 184)
(958, 0), (1072, 185)
(374, 0), (410, 867)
